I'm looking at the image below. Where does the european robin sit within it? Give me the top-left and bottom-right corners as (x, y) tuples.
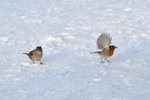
(23, 46), (43, 64)
(92, 33), (117, 63)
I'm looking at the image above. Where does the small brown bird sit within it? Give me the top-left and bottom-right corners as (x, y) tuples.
(23, 46), (43, 64)
(93, 33), (117, 63)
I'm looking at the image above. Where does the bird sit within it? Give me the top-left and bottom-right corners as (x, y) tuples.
(23, 46), (43, 64)
(92, 33), (117, 63)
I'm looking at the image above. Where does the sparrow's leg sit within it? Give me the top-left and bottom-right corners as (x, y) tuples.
(33, 60), (35, 64)
(39, 60), (43, 64)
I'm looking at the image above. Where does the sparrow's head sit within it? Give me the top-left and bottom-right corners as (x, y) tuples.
(36, 46), (42, 52)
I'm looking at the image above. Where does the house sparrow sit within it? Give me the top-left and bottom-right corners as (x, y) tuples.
(23, 46), (43, 64)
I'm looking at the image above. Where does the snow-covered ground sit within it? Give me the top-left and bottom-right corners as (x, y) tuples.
(0, 0), (150, 100)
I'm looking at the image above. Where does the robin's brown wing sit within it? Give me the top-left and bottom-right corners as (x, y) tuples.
(97, 33), (112, 50)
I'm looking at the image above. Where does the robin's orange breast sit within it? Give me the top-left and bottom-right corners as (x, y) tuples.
(107, 48), (115, 57)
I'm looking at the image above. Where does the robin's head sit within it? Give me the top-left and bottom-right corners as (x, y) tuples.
(107, 45), (117, 57)
(109, 45), (117, 50)
(36, 46), (42, 52)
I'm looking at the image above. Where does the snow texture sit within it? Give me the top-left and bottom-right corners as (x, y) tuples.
(0, 0), (150, 100)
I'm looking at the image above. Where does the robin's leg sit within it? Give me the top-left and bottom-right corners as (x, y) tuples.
(101, 57), (105, 63)
(39, 60), (43, 64)
(105, 58), (111, 63)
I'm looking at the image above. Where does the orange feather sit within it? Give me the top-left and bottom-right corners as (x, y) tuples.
(107, 47), (115, 56)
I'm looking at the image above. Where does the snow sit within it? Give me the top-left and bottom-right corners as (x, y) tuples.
(0, 0), (150, 100)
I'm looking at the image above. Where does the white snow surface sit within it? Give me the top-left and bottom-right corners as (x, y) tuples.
(0, 0), (150, 100)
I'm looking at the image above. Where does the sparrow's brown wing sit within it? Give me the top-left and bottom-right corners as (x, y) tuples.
(28, 50), (35, 56)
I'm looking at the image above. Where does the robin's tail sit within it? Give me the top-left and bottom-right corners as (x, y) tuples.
(22, 53), (29, 55)
(90, 51), (101, 54)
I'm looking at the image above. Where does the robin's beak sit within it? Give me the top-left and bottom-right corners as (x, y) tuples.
(115, 46), (118, 48)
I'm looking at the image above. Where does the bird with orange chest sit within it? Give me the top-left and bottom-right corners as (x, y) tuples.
(92, 33), (117, 63)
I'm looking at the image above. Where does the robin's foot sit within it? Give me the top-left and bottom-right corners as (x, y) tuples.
(101, 61), (105, 63)
(105, 58), (111, 63)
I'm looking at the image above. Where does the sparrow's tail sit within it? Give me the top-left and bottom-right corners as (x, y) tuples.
(22, 53), (29, 55)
